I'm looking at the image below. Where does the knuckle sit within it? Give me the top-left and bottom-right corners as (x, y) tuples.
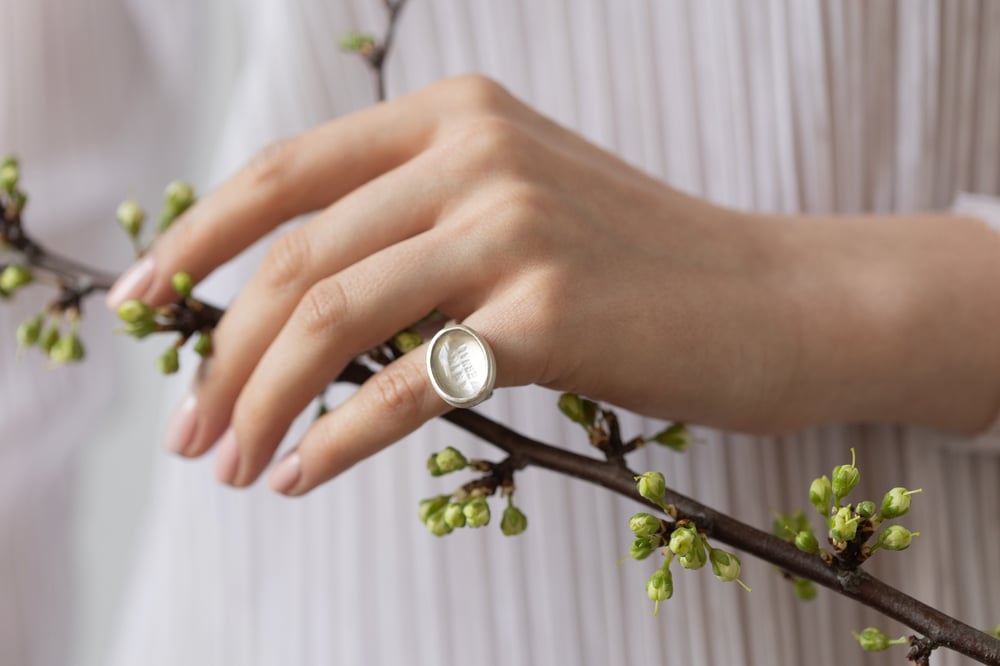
(261, 231), (312, 291)
(244, 138), (299, 200)
(485, 183), (556, 244)
(438, 74), (513, 112)
(370, 363), (424, 418)
(444, 116), (525, 177)
(296, 278), (349, 339)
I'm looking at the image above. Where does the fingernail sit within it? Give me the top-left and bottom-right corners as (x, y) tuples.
(106, 257), (154, 310)
(214, 428), (240, 485)
(163, 394), (199, 456)
(268, 452), (302, 495)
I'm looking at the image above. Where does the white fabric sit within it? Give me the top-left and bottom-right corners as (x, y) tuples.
(2, 2), (1000, 666)
(0, 2), (197, 664)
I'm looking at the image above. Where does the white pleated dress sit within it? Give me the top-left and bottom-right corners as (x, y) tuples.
(2, 2), (999, 666)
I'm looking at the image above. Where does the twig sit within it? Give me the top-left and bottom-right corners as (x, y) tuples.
(3, 3), (999, 663)
(336, 361), (1000, 665)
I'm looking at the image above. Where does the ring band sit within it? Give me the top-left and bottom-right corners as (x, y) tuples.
(426, 323), (496, 408)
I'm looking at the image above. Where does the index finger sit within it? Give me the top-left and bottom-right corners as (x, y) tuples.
(105, 90), (437, 309)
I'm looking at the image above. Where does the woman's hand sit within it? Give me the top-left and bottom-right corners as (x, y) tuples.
(104, 75), (1000, 496)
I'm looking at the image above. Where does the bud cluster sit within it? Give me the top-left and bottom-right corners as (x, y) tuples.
(15, 310), (86, 364)
(626, 475), (751, 616)
(114, 271), (213, 375)
(775, 451), (926, 605)
(418, 449), (528, 538)
(801, 450), (923, 558)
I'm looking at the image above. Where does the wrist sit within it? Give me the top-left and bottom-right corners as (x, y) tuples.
(770, 212), (1000, 433)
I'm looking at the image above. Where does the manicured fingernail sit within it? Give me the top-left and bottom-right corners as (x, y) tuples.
(106, 257), (154, 310)
(214, 428), (240, 485)
(269, 452), (302, 495)
(163, 394), (199, 456)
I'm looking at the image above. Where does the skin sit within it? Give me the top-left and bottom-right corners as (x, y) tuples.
(106, 74), (1000, 497)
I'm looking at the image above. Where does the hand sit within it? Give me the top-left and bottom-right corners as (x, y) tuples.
(104, 74), (1000, 496)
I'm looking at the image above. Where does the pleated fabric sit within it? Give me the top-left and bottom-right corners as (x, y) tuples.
(2, 1), (999, 665)
(0, 2), (199, 665)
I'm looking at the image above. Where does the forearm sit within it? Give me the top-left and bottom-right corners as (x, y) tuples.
(766, 210), (1000, 434)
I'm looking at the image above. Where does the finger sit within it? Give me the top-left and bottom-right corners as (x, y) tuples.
(106, 90), (439, 309)
(267, 345), (446, 496)
(172, 148), (450, 459)
(218, 229), (485, 487)
(266, 303), (536, 496)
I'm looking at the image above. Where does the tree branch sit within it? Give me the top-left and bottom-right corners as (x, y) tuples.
(336, 361), (1000, 665)
(3, 2), (999, 662)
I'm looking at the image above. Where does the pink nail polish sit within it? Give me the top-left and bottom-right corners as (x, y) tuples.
(269, 452), (302, 495)
(163, 394), (199, 456)
(106, 257), (155, 310)
(215, 429), (240, 485)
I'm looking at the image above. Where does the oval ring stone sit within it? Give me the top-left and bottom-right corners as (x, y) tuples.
(426, 324), (496, 408)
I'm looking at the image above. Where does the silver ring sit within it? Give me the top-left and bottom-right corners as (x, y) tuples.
(426, 323), (496, 408)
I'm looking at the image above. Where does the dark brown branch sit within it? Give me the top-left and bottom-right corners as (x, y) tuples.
(336, 360), (1000, 665)
(365, 0), (410, 101)
(4, 3), (999, 662)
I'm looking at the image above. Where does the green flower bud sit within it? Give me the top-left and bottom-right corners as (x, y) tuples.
(880, 487), (922, 520)
(809, 475), (833, 516)
(629, 512), (662, 538)
(425, 510), (453, 537)
(646, 567), (673, 616)
(876, 525), (919, 551)
(159, 181), (196, 231)
(124, 318), (158, 339)
(418, 495), (451, 524)
(426, 453), (443, 477)
(855, 500), (877, 520)
(158, 346), (180, 375)
(16, 315), (43, 347)
(709, 549), (742, 582)
(635, 471), (667, 507)
(794, 530), (820, 554)
(501, 504), (528, 536)
(988, 624), (1000, 640)
(832, 449), (860, 501)
(443, 503), (466, 529)
(393, 330), (422, 354)
(557, 392), (598, 428)
(193, 332), (213, 357)
(338, 31), (376, 52)
(115, 199), (145, 238)
(171, 272), (194, 298)
(0, 162), (18, 194)
(679, 542), (708, 570)
(792, 578), (817, 601)
(852, 627), (908, 652)
(117, 299), (154, 324)
(629, 535), (661, 560)
(49, 333), (85, 364)
(650, 423), (693, 452)
(0, 264), (32, 293)
(829, 506), (860, 542)
(434, 447), (468, 474)
(463, 498), (490, 528)
(667, 525), (698, 557)
(39, 324), (60, 353)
